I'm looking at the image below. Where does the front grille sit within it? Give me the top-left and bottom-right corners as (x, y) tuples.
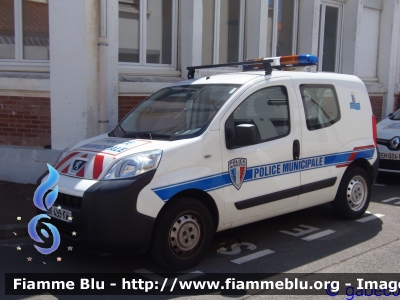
(55, 193), (82, 209)
(378, 138), (400, 151)
(379, 159), (400, 170)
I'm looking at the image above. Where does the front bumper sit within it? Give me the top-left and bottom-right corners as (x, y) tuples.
(36, 170), (157, 254)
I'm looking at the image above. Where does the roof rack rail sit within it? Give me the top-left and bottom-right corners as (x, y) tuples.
(186, 54), (318, 79)
(187, 60), (273, 79)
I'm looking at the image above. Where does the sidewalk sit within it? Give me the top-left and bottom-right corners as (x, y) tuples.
(0, 181), (37, 239)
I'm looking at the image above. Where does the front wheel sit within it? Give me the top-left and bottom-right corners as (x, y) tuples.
(332, 166), (371, 219)
(150, 197), (214, 270)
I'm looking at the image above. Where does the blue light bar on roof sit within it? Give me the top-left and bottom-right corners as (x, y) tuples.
(297, 54), (318, 65)
(243, 54), (319, 71)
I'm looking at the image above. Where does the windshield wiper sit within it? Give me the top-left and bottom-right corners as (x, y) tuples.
(123, 131), (172, 141)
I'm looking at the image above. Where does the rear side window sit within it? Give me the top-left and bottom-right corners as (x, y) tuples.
(300, 84), (341, 131)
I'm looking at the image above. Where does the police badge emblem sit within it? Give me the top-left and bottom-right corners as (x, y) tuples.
(228, 158), (247, 190)
(70, 159), (87, 173)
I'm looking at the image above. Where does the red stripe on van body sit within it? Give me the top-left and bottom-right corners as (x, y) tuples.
(353, 145), (375, 150)
(93, 155), (105, 179)
(336, 164), (350, 168)
(61, 164), (70, 174)
(336, 145), (375, 168)
(55, 152), (79, 170)
(76, 166), (85, 177)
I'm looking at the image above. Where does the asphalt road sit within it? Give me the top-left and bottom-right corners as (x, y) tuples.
(1, 171), (400, 300)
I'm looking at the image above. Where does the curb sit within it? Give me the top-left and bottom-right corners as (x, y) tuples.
(0, 223), (28, 240)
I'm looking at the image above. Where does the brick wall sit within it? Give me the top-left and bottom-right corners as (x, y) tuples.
(369, 95), (383, 121)
(118, 96), (147, 122)
(0, 96), (51, 147)
(0, 94), (394, 148)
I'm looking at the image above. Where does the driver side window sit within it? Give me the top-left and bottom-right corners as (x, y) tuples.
(225, 86), (290, 148)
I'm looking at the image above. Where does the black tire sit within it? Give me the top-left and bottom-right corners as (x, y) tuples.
(332, 166), (371, 219)
(150, 197), (214, 270)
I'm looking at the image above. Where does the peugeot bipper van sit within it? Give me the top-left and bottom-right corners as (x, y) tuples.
(38, 55), (379, 270)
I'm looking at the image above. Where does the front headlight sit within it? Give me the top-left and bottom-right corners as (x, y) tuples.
(103, 150), (163, 180)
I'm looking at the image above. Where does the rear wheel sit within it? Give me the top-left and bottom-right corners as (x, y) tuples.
(150, 197), (214, 270)
(332, 166), (371, 219)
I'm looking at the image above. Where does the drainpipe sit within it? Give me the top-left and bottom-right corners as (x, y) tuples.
(98, 0), (109, 134)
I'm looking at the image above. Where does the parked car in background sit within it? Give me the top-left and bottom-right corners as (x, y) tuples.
(377, 109), (400, 173)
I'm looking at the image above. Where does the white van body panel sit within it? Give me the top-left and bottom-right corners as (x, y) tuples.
(218, 77), (302, 224)
(137, 131), (225, 220)
(290, 73), (376, 209)
(47, 70), (377, 233)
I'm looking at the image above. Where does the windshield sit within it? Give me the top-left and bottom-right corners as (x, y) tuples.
(391, 109), (400, 120)
(113, 84), (240, 140)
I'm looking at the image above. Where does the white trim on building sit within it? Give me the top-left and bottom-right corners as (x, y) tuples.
(0, 0), (50, 72)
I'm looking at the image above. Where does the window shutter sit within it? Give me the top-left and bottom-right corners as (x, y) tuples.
(357, 7), (380, 78)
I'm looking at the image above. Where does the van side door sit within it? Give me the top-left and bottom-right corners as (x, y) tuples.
(220, 77), (302, 224)
(295, 82), (343, 206)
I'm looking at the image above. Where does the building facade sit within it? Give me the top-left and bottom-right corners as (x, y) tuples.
(0, 0), (399, 183)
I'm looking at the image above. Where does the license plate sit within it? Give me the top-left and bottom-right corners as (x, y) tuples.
(48, 206), (72, 223)
(380, 152), (400, 160)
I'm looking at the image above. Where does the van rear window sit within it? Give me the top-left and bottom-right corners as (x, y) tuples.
(299, 84), (341, 131)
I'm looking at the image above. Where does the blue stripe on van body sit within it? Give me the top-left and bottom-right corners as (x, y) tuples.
(152, 147), (375, 201)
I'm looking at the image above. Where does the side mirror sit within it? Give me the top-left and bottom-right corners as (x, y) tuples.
(228, 124), (259, 148)
(388, 113), (394, 118)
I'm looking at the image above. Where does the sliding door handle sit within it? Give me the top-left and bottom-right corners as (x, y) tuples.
(293, 140), (300, 160)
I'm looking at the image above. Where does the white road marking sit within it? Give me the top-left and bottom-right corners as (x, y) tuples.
(301, 229), (336, 241)
(231, 249), (275, 265)
(280, 225), (319, 237)
(395, 201), (400, 205)
(356, 213), (384, 223)
(374, 184), (385, 186)
(134, 269), (203, 286)
(381, 197), (400, 203)
(218, 242), (257, 255)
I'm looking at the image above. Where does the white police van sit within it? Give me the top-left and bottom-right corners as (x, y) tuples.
(39, 54), (379, 270)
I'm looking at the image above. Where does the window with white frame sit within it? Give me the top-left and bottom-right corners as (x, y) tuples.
(202, 0), (245, 65)
(118, 0), (177, 68)
(318, 2), (343, 72)
(356, 7), (380, 79)
(267, 0), (299, 57)
(0, 0), (49, 62)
